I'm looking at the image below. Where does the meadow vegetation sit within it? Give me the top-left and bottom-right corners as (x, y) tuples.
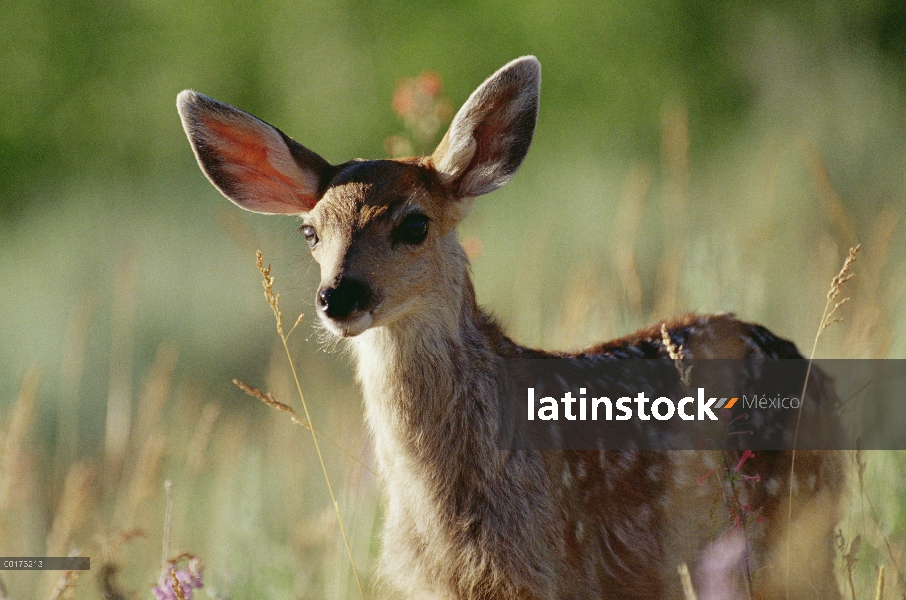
(1, 1), (905, 598)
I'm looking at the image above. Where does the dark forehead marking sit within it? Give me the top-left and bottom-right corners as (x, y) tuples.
(316, 158), (441, 229)
(327, 159), (438, 207)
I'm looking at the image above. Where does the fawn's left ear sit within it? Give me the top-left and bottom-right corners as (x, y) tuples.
(431, 56), (540, 200)
(177, 91), (332, 214)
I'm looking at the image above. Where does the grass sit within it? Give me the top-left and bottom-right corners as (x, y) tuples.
(0, 83), (904, 599)
(251, 250), (365, 599)
(786, 243), (860, 599)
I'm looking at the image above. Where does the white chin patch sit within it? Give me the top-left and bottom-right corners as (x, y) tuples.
(320, 312), (374, 338)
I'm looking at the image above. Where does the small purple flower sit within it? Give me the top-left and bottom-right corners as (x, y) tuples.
(152, 557), (203, 600)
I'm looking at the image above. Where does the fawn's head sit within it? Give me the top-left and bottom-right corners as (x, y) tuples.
(178, 57), (540, 337)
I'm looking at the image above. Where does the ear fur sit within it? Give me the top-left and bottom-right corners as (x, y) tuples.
(177, 91), (332, 214)
(431, 56), (540, 199)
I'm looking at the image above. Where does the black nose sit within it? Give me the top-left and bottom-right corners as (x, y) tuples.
(317, 278), (372, 320)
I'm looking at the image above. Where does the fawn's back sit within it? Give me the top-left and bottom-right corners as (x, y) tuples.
(178, 56), (844, 599)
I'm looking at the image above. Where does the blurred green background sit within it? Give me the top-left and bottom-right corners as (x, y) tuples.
(1, 1), (905, 598)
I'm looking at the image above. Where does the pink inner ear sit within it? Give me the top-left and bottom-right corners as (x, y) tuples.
(473, 118), (502, 162)
(203, 115), (318, 211)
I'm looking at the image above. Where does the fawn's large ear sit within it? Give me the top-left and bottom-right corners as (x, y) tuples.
(431, 56), (540, 199)
(177, 91), (332, 214)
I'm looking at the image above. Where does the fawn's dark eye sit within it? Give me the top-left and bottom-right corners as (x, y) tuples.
(301, 225), (319, 249)
(394, 213), (430, 245)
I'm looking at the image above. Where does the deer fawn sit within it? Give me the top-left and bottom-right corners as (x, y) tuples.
(178, 57), (844, 599)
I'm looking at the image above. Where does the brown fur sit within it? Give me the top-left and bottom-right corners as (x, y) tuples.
(177, 57), (844, 599)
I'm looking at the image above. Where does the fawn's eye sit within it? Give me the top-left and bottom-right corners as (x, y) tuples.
(301, 225), (319, 249)
(394, 214), (429, 245)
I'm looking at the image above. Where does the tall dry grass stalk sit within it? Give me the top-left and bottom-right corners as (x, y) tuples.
(661, 323), (692, 391)
(122, 431), (167, 528)
(553, 262), (614, 349)
(133, 343), (179, 444)
(162, 480), (173, 567)
(0, 367), (39, 521)
(660, 99), (690, 227)
(874, 564), (885, 600)
(801, 139), (858, 247)
(254, 250), (366, 599)
(56, 298), (92, 485)
(613, 163), (651, 317)
(107, 342), (177, 530)
(44, 463), (94, 553)
(785, 244), (860, 599)
(42, 462), (93, 597)
(0, 369), (41, 596)
(652, 99), (690, 320)
(185, 403), (221, 476)
(105, 251), (138, 488)
(849, 205), (899, 357)
(45, 567), (80, 600)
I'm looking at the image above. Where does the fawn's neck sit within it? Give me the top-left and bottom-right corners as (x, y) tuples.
(350, 255), (504, 492)
(350, 253), (565, 595)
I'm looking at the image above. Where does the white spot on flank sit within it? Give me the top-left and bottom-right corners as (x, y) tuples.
(562, 466), (572, 488)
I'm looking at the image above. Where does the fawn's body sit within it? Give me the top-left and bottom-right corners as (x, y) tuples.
(178, 57), (843, 599)
(354, 286), (842, 599)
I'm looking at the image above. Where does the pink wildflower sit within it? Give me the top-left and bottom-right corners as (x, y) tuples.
(152, 557), (203, 600)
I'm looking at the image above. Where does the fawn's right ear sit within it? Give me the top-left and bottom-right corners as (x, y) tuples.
(177, 91), (332, 214)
